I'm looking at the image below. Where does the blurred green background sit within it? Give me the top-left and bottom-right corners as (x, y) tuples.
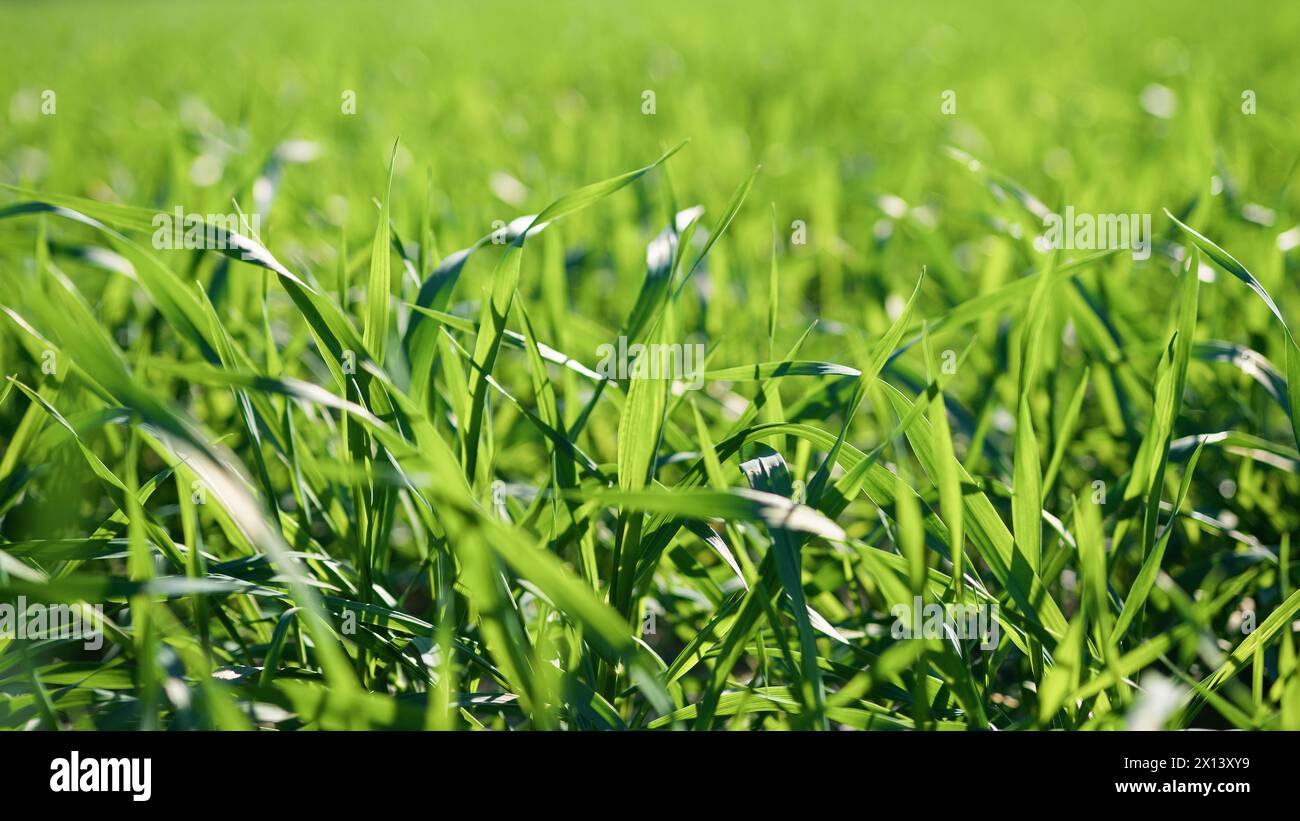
(4, 1), (1297, 304)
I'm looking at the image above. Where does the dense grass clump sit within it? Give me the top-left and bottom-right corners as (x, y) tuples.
(2, 0), (1299, 729)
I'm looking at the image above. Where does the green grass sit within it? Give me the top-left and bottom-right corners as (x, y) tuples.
(2, 0), (1300, 730)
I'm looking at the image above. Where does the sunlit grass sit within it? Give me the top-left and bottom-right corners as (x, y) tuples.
(1, 0), (1299, 730)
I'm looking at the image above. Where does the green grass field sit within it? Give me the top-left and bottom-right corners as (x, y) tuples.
(2, 0), (1300, 730)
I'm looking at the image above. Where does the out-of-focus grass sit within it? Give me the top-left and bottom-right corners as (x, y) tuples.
(1, 0), (1299, 729)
